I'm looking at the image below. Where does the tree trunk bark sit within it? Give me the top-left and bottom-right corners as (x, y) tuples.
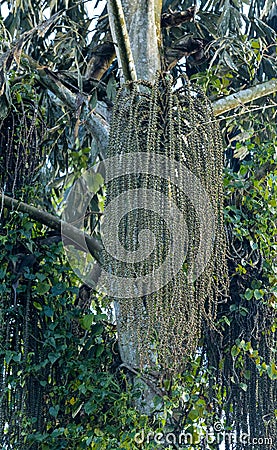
(108, 0), (162, 82)
(120, 0), (162, 81)
(107, 0), (164, 414)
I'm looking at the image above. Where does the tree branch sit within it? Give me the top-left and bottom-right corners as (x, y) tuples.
(8, 51), (277, 154)
(17, 17), (277, 121)
(2, 195), (102, 260)
(107, 0), (137, 82)
(213, 78), (277, 116)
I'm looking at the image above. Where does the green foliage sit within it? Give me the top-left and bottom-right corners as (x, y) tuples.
(0, 0), (277, 448)
(0, 210), (120, 448)
(1, 210), (217, 449)
(3, 142), (276, 447)
(166, 0), (277, 94)
(210, 117), (277, 442)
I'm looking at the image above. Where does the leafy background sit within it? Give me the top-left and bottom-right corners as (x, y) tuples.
(0, 0), (276, 448)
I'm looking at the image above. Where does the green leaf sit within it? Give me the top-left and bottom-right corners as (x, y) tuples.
(89, 90), (97, 110)
(86, 436), (93, 445)
(91, 323), (104, 336)
(33, 301), (42, 311)
(5, 351), (13, 365)
(251, 40), (260, 49)
(239, 306), (249, 316)
(48, 352), (60, 364)
(250, 241), (258, 250)
(251, 279), (262, 289)
(254, 289), (263, 300)
(267, 362), (277, 380)
(231, 345), (240, 358)
(13, 353), (22, 362)
(244, 288), (253, 300)
(94, 313), (107, 322)
(230, 304), (238, 312)
(188, 409), (199, 421)
(239, 383), (248, 392)
(49, 405), (59, 418)
(83, 172), (103, 194)
(96, 344), (104, 358)
(0, 269), (6, 279)
(223, 316), (231, 326)
(51, 283), (66, 296)
(84, 401), (95, 415)
(37, 281), (51, 295)
(51, 428), (64, 437)
(44, 306), (54, 317)
(81, 314), (94, 330)
(223, 51), (239, 72)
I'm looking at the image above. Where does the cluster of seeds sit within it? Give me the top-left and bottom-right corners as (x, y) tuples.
(105, 72), (229, 372)
(0, 100), (45, 196)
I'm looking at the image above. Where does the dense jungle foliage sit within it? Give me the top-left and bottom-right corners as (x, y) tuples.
(0, 0), (276, 448)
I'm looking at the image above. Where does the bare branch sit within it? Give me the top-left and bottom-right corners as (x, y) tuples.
(3, 195), (102, 260)
(107, 0), (137, 82)
(33, 53), (277, 119)
(213, 78), (277, 116)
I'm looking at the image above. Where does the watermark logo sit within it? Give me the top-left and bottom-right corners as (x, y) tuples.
(133, 425), (273, 447)
(61, 152), (215, 297)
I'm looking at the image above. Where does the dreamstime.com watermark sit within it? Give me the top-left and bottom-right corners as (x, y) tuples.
(133, 424), (273, 447)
